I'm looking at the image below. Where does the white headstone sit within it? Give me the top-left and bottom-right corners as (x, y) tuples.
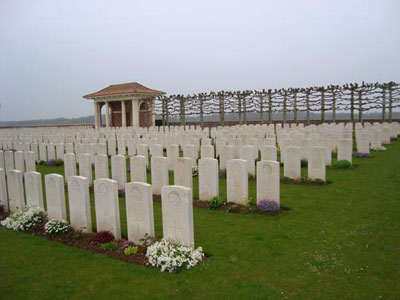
(151, 156), (169, 195)
(260, 145), (277, 161)
(166, 144), (179, 171)
(308, 146), (326, 181)
(111, 155), (127, 190)
(174, 157), (192, 189)
(94, 178), (121, 239)
(95, 154), (109, 179)
(125, 182), (154, 244)
(4, 150), (15, 171)
(198, 158), (219, 201)
(256, 160), (280, 204)
(161, 185), (194, 247)
(79, 153), (92, 184)
(137, 144), (149, 166)
(45, 174), (66, 220)
(47, 143), (56, 160)
(284, 146), (301, 180)
(25, 171), (44, 208)
(68, 176), (92, 233)
(0, 168), (8, 212)
(240, 145), (255, 176)
(15, 151), (25, 172)
(338, 139), (352, 163)
(227, 159), (248, 205)
(25, 151), (36, 172)
(201, 145), (215, 159)
(6, 170), (25, 212)
(130, 155), (147, 183)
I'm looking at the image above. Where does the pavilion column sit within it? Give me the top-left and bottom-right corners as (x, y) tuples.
(93, 101), (98, 129)
(98, 103), (102, 127)
(105, 101), (110, 128)
(132, 99), (139, 127)
(122, 100), (126, 127)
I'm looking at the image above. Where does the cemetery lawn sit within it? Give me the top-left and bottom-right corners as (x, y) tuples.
(1, 142), (400, 299)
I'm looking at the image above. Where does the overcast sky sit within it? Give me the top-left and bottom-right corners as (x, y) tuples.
(0, 0), (399, 121)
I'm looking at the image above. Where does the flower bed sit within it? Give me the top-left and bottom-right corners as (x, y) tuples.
(0, 206), (206, 273)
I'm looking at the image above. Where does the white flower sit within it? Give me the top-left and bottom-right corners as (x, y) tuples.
(1, 205), (46, 231)
(145, 239), (205, 272)
(44, 219), (69, 235)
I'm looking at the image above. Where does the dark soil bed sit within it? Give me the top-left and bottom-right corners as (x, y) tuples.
(280, 178), (333, 186)
(0, 208), (208, 273)
(153, 195), (289, 216)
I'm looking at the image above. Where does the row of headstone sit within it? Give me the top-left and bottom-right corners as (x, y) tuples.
(0, 168), (195, 247)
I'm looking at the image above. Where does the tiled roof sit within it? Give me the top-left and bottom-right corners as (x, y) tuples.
(83, 82), (165, 99)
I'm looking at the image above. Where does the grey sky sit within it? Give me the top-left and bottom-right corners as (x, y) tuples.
(0, 0), (399, 121)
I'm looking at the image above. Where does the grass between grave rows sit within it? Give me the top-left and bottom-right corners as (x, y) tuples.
(1, 141), (400, 299)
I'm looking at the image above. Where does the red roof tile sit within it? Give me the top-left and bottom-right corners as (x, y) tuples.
(83, 82), (165, 99)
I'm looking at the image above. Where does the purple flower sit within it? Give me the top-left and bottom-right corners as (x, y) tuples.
(257, 199), (279, 212)
(45, 159), (55, 166)
(120, 240), (135, 250)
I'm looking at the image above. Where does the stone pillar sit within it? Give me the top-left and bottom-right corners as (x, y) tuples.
(94, 101), (98, 129)
(122, 100), (126, 127)
(97, 102), (102, 127)
(132, 99), (139, 128)
(105, 101), (110, 128)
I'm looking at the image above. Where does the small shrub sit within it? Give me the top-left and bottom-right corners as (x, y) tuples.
(280, 176), (291, 182)
(300, 176), (307, 183)
(257, 200), (280, 212)
(45, 159), (55, 166)
(120, 240), (135, 250)
(312, 179), (325, 185)
(192, 167), (198, 177)
(124, 245), (138, 256)
(353, 152), (371, 158)
(227, 204), (240, 213)
(248, 196), (256, 206)
(89, 230), (115, 244)
(100, 242), (119, 251)
(146, 239), (205, 272)
(44, 219), (69, 235)
(332, 160), (351, 169)
(38, 160), (46, 165)
(140, 233), (160, 245)
(218, 169), (226, 179)
(53, 159), (64, 166)
(301, 159), (308, 168)
(1, 205), (47, 231)
(208, 197), (224, 210)
(248, 174), (255, 181)
(118, 188), (125, 197)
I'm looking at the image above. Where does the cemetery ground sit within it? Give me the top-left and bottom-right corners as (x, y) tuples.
(1, 141), (400, 299)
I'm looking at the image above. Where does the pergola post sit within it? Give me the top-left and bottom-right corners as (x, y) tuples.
(321, 88), (325, 123)
(332, 91), (336, 123)
(382, 87), (386, 122)
(268, 90), (272, 124)
(358, 90), (363, 123)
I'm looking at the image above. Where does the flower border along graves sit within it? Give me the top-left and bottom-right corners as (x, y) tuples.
(0, 205), (205, 273)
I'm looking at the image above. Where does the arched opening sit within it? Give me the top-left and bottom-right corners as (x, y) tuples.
(139, 100), (152, 127)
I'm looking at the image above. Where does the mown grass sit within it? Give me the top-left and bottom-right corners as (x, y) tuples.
(1, 141), (400, 299)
